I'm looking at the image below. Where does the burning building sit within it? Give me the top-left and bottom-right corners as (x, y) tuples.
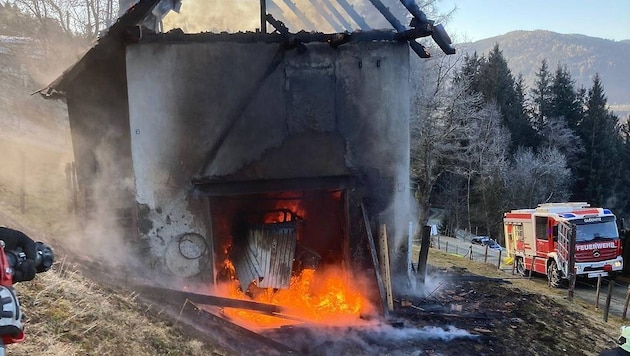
(40, 0), (454, 325)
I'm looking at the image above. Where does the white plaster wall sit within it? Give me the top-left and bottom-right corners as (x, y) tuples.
(125, 39), (410, 275)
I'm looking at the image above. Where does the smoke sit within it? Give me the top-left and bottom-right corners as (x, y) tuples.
(160, 0), (419, 34)
(62, 131), (139, 268)
(162, 0), (261, 33)
(0, 31), (84, 252)
(265, 323), (477, 354)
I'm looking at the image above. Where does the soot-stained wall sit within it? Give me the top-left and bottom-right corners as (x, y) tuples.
(125, 39), (410, 277)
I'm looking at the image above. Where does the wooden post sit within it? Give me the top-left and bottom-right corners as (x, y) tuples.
(604, 280), (614, 322)
(416, 226), (431, 286)
(360, 203), (388, 317)
(71, 162), (78, 214)
(497, 250), (502, 270)
(511, 256), (516, 275)
(260, 0), (267, 33)
(622, 284), (630, 320)
(20, 151), (25, 214)
(483, 246), (488, 263)
(342, 191), (351, 277)
(567, 227), (577, 300)
(595, 275), (602, 310)
(568, 267), (576, 301)
(379, 225), (393, 312)
(469, 246), (473, 260)
(437, 235), (441, 250)
(445, 241), (448, 253)
(407, 222), (416, 290)
(65, 163), (73, 213)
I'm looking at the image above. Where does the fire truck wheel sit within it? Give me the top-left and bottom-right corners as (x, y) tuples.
(547, 260), (563, 288)
(516, 257), (527, 276)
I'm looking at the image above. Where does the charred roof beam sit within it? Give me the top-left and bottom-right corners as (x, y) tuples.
(266, 14), (351, 50)
(318, 0), (355, 31)
(397, 0), (455, 55)
(367, 0), (430, 58)
(266, 14), (307, 52)
(335, 0), (371, 30)
(277, 0), (317, 32)
(311, 0), (345, 33)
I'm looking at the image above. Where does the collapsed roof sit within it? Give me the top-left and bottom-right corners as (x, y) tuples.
(39, 0), (454, 97)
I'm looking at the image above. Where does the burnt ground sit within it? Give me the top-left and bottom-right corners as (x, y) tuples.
(258, 262), (619, 356)
(107, 248), (622, 356)
(7, 210), (622, 356)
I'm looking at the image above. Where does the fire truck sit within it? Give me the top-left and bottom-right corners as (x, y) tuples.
(504, 202), (623, 287)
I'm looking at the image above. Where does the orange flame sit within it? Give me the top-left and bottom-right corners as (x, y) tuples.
(219, 266), (373, 329)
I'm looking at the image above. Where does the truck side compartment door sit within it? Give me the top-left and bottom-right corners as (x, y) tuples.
(556, 222), (575, 278)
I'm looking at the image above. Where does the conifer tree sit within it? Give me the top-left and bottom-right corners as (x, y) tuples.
(531, 59), (553, 132)
(475, 44), (537, 151)
(573, 74), (621, 206)
(550, 64), (582, 130)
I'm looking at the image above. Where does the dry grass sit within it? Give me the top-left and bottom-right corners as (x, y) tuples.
(10, 258), (231, 356)
(0, 134), (234, 355)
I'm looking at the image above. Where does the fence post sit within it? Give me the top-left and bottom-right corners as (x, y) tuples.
(623, 284), (630, 320)
(595, 276), (602, 310)
(604, 280), (614, 322)
(483, 246), (488, 264)
(20, 151), (25, 214)
(567, 267), (577, 301)
(497, 250), (502, 270)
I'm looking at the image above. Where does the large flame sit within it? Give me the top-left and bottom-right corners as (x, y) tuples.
(219, 266), (373, 329)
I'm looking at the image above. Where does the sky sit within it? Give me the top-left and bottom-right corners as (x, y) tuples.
(436, 0), (630, 43)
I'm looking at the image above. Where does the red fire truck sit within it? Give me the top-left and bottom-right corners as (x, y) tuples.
(504, 202), (623, 287)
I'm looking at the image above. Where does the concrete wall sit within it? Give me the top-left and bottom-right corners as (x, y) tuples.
(126, 39), (410, 277)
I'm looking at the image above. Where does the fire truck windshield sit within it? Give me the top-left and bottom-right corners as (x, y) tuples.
(574, 216), (619, 242)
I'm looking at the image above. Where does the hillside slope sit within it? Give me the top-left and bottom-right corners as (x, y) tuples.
(458, 30), (630, 112)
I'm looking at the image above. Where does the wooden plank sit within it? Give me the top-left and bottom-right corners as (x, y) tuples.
(139, 290), (299, 354)
(361, 202), (389, 317)
(379, 224), (394, 311)
(135, 285), (287, 314)
(343, 191), (351, 271)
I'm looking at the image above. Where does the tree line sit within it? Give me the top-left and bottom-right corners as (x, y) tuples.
(411, 43), (630, 243)
(1, 0), (118, 39)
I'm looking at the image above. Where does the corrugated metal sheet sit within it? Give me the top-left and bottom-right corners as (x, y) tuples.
(233, 242), (265, 293)
(234, 221), (298, 291)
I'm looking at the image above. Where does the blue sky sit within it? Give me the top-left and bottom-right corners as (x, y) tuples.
(436, 0), (630, 42)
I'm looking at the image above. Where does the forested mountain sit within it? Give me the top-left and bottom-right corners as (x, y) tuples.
(458, 30), (630, 117)
(411, 39), (630, 240)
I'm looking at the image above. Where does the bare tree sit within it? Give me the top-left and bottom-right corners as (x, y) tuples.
(8, 0), (118, 38)
(456, 101), (510, 236)
(540, 115), (584, 162)
(503, 146), (571, 208)
(410, 53), (505, 229)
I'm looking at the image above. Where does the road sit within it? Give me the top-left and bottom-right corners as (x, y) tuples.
(414, 234), (630, 319)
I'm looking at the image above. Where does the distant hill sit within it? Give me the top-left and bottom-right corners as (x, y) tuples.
(457, 30), (630, 117)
